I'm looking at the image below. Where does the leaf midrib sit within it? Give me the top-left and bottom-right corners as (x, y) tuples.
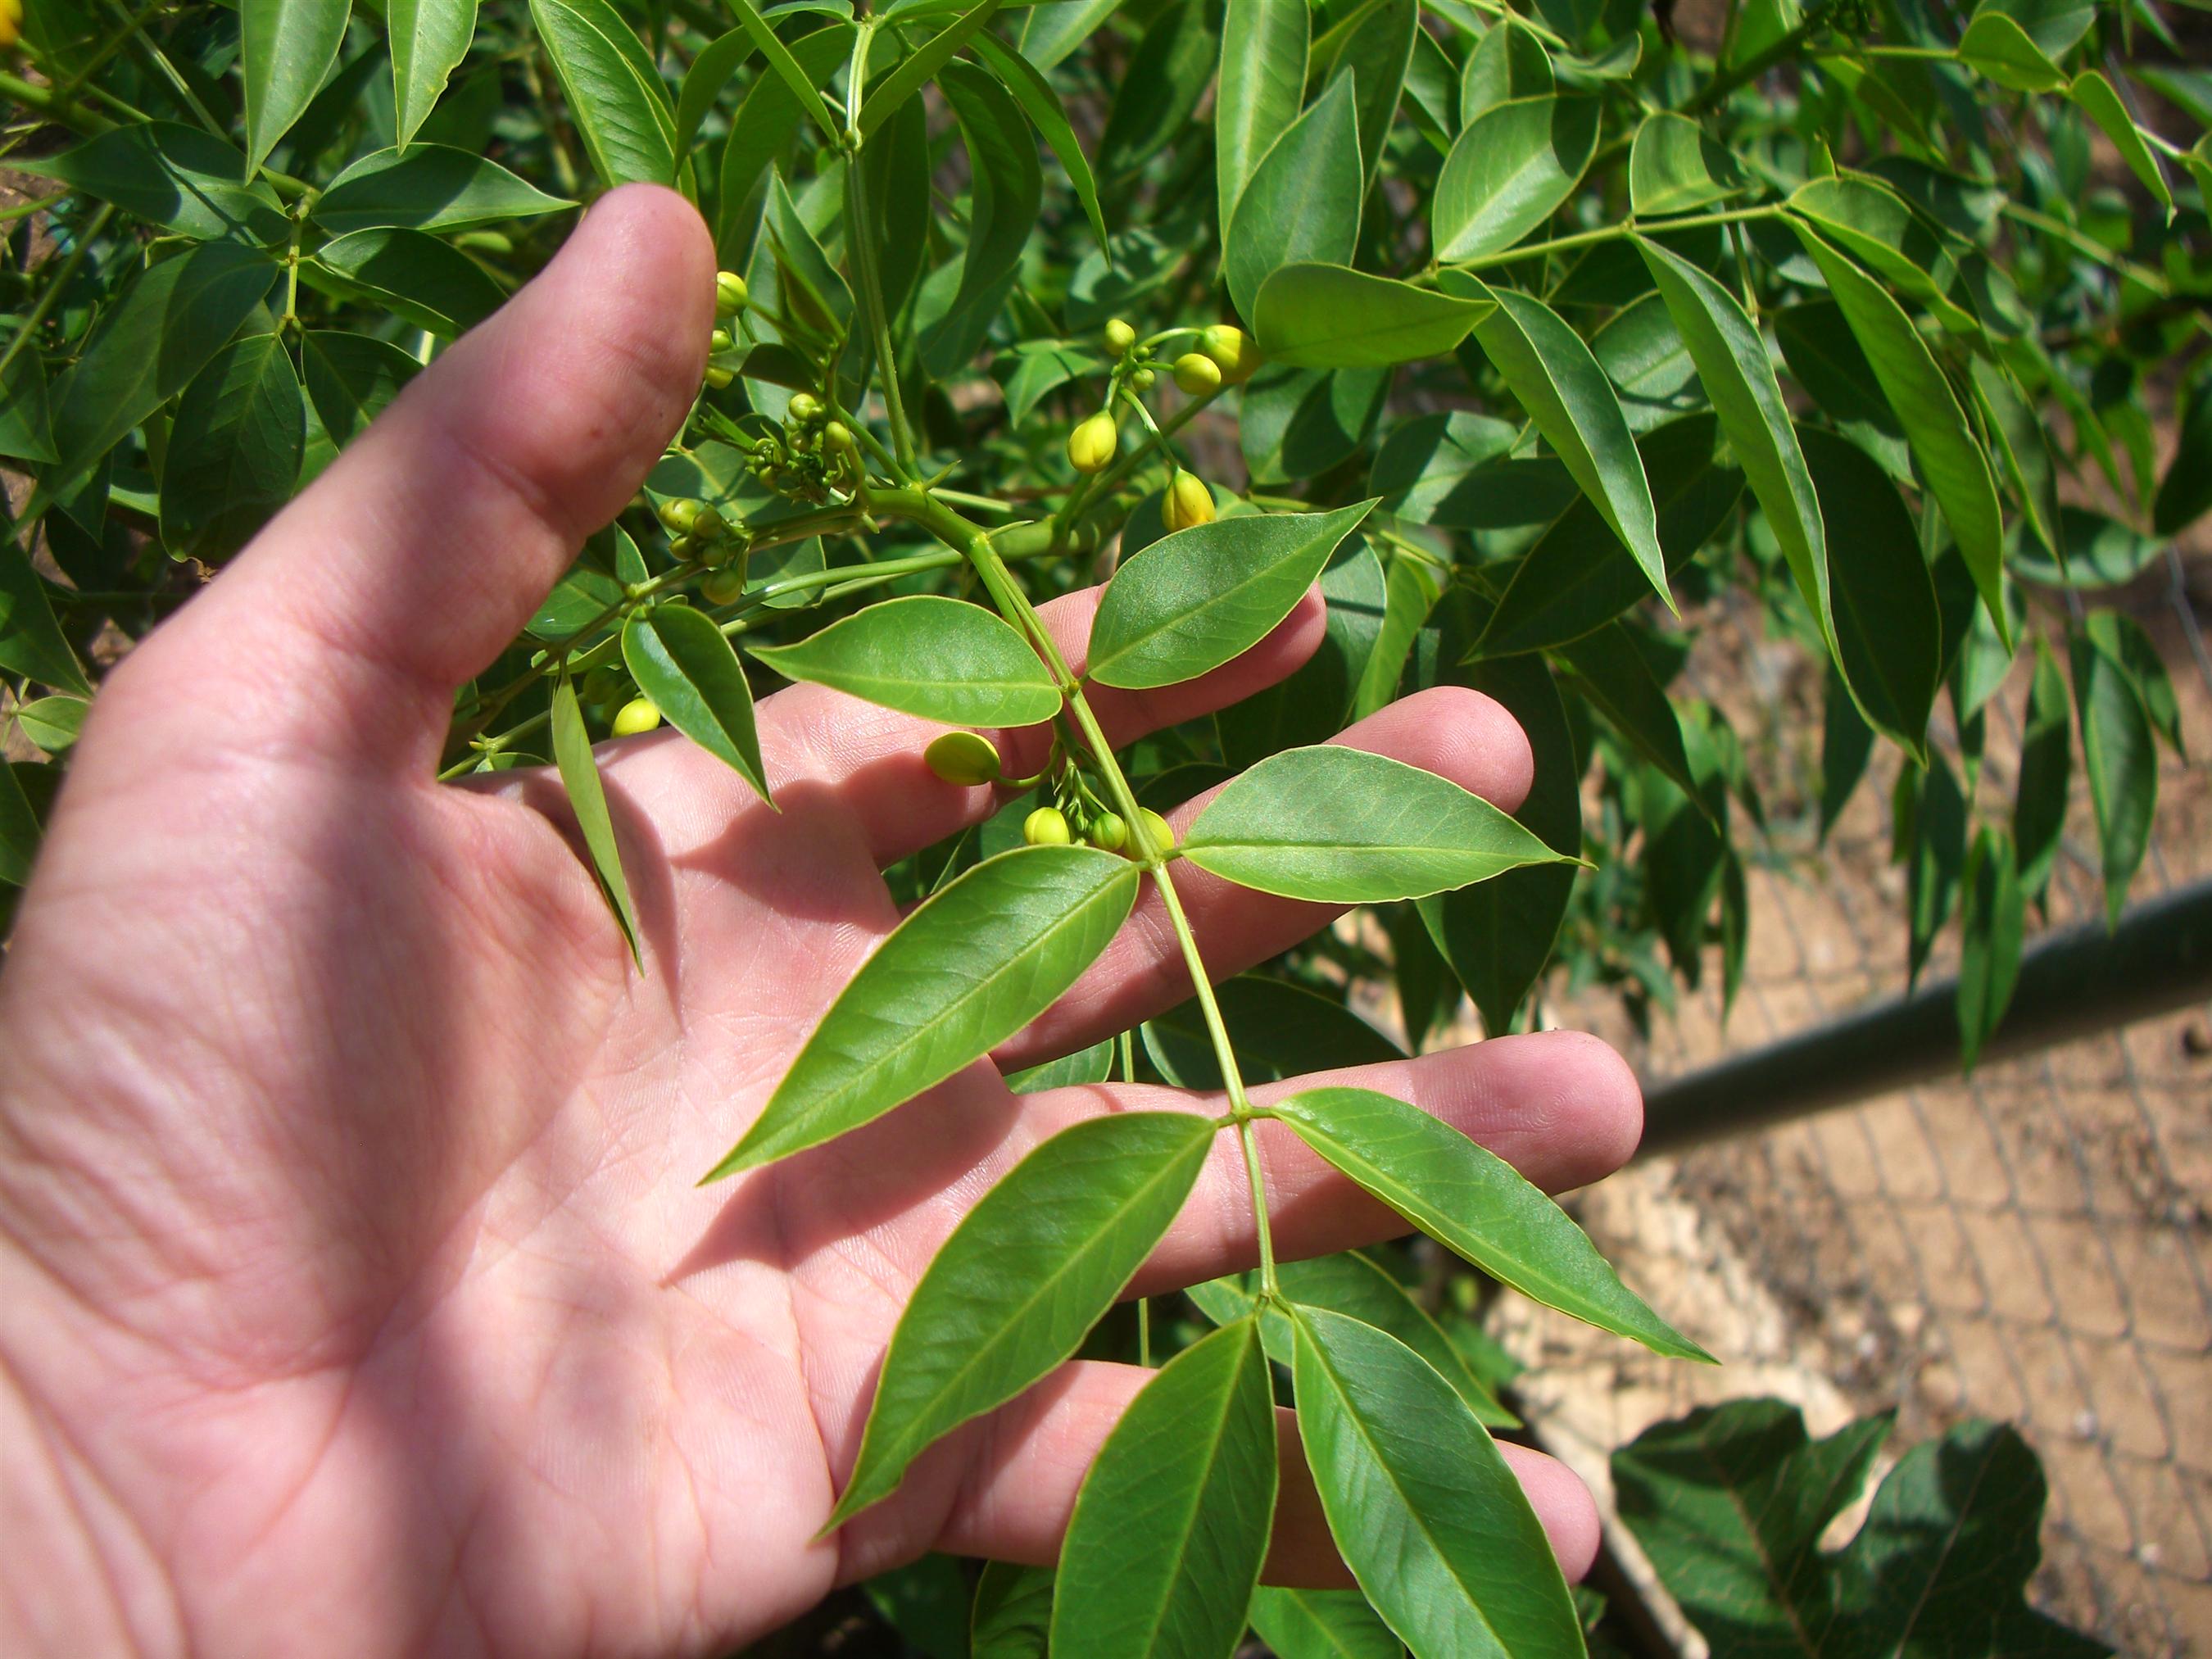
(1093, 533), (1321, 675)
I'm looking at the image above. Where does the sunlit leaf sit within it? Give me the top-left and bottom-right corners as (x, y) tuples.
(1253, 264), (1494, 369)
(623, 604), (773, 802)
(752, 596), (1062, 728)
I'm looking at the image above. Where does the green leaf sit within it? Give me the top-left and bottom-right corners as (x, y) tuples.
(621, 602), (773, 800)
(0, 350), (55, 465)
(1613, 1398), (1892, 1655)
(673, 28), (759, 166)
(1905, 753), (1968, 986)
(1367, 411), (1574, 533)
(1217, 537), (1389, 766)
(1958, 827), (2023, 1071)
(1272, 1088), (1707, 1358)
(2152, 376), (2212, 537)
(1242, 366), (1392, 487)
(1016, 0), (1125, 71)
(1969, 356), (2063, 560)
(2086, 610), (2183, 758)
(1290, 1306), (1585, 1659)
(926, 61), (1045, 373)
(1791, 226), (2006, 646)
(1458, 16), (1552, 122)
(1557, 621), (1701, 801)
(1051, 1318), (1277, 1659)
(1143, 975), (1403, 1091)
(1786, 175), (1981, 337)
(1216, 0), (1310, 234)
(390, 0), (479, 146)
(551, 674), (642, 960)
(1087, 501), (1376, 691)
(1589, 292), (1702, 434)
(1420, 641), (1579, 1037)
(1432, 95), (1598, 262)
(708, 846), (1140, 1177)
(49, 243), (279, 492)
(2014, 636), (2070, 902)
(1636, 238), (1824, 644)
(1797, 424), (1942, 756)
(860, 0), (1006, 137)
(1477, 414), (1743, 657)
(1819, 657), (1873, 841)
(531, 0), (681, 186)
(1253, 264), (1494, 369)
(2070, 622), (2156, 927)
(243, 0), (353, 171)
(2066, 70), (2173, 219)
(1181, 745), (1567, 904)
(17, 124), (290, 245)
(314, 145), (569, 234)
(11, 695), (88, 754)
(1454, 278), (1670, 610)
(1275, 1252), (1515, 1426)
(0, 761), (43, 888)
(1224, 74), (1362, 324)
(1248, 1590), (1400, 1659)
(864, 1555), (971, 1659)
(829, 1111), (1216, 1525)
(1349, 549), (1442, 722)
(0, 538), (91, 696)
(1098, 0), (1221, 179)
(766, 170), (854, 333)
(1002, 1037), (1115, 1093)
(310, 227), (505, 338)
(971, 33), (1109, 254)
(1982, 0), (2096, 57)
(726, 0), (845, 141)
(1627, 111), (1743, 216)
(1774, 301), (1911, 480)
(1958, 10), (2066, 92)
(157, 332), (305, 564)
(972, 1562), (1055, 1659)
(750, 596), (1061, 728)
(300, 330), (420, 448)
(1326, 0), (1417, 186)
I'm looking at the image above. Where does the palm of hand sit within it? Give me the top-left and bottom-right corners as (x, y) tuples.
(0, 188), (1634, 1659)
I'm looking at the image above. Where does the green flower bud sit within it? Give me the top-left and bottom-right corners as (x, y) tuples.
(703, 365), (734, 390)
(691, 505), (728, 543)
(1086, 811), (1128, 852)
(786, 392), (823, 424)
(1023, 805), (1074, 846)
(1162, 469), (1215, 532)
(925, 731), (1003, 786)
(1104, 318), (1137, 355)
(715, 271), (749, 316)
(700, 565), (747, 605)
(612, 696), (664, 737)
(1067, 410), (1119, 474)
(709, 327), (733, 354)
(822, 420), (855, 454)
(1133, 807), (1176, 858)
(1199, 324), (1258, 384)
(1173, 351), (1222, 396)
(1130, 366), (1156, 392)
(658, 496), (702, 536)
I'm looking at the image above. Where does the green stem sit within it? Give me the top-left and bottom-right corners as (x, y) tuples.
(842, 132), (918, 475)
(2002, 202), (2172, 297)
(1687, 8), (1826, 113)
(0, 202), (112, 383)
(1447, 204), (1779, 273)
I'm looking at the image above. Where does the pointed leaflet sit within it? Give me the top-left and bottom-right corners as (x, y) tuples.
(301, 330), (419, 447)
(2014, 637), (2070, 902)
(0, 762), (41, 888)
(1253, 264), (1494, 369)
(157, 332), (306, 564)
(389, 0), (478, 146)
(927, 61), (1044, 373)
(1636, 238), (1828, 651)
(1459, 17), (1552, 121)
(622, 604), (772, 804)
(243, 0), (352, 171)
(1613, 1398), (1892, 1654)
(2066, 71), (2173, 220)
(1182, 746), (1567, 904)
(724, 0), (843, 140)
(1557, 621), (1702, 802)
(973, 1562), (1056, 1659)
(2087, 610), (2183, 758)
(1248, 1590), (1399, 1659)
(1216, 0), (1309, 234)
(1628, 111), (1743, 215)
(0, 350), (54, 465)
(1791, 226), (2008, 648)
(1433, 95), (1599, 262)
(313, 145), (570, 234)
(2070, 623), (2155, 928)
(1001, 1037), (1115, 1092)
(312, 227), (505, 338)
(971, 34), (1109, 254)
(1224, 75), (1362, 324)
(551, 675), (641, 960)
(1267, 1088), (1707, 1359)
(1290, 1308), (1584, 1659)
(714, 26), (854, 251)
(1051, 1319), (1278, 1659)
(531, 0), (681, 186)
(1087, 501), (1376, 691)
(1098, 0), (1220, 180)
(17, 124), (289, 245)
(1451, 275), (1670, 609)
(1326, 0), (1417, 187)
(828, 1112), (1215, 1525)
(750, 596), (1063, 728)
(0, 537), (91, 696)
(1797, 424), (1941, 757)
(706, 847), (1140, 1177)
(1957, 827), (2024, 1072)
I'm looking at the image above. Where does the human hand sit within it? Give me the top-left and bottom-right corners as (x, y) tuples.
(0, 188), (1643, 1659)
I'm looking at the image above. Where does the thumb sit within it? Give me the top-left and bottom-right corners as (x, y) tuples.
(101, 184), (714, 775)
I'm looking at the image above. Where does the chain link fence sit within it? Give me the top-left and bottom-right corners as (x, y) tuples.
(1483, 546), (2212, 1656)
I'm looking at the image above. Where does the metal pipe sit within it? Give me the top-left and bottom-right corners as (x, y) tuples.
(1636, 877), (2212, 1159)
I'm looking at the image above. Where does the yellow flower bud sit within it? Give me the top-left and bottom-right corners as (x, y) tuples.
(1163, 469), (1215, 532)
(1132, 808), (1176, 859)
(658, 496), (702, 535)
(715, 271), (749, 316)
(1067, 410), (1119, 474)
(1104, 318), (1137, 355)
(1086, 812), (1128, 852)
(1130, 366), (1156, 391)
(1024, 806), (1074, 846)
(925, 732), (1003, 786)
(703, 365), (734, 389)
(786, 392), (823, 424)
(612, 696), (664, 737)
(1173, 351), (1222, 396)
(1199, 324), (1258, 384)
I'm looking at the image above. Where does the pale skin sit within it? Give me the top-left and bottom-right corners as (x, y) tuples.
(0, 188), (1646, 1658)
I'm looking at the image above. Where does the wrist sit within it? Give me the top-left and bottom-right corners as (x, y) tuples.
(0, 1248), (184, 1657)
